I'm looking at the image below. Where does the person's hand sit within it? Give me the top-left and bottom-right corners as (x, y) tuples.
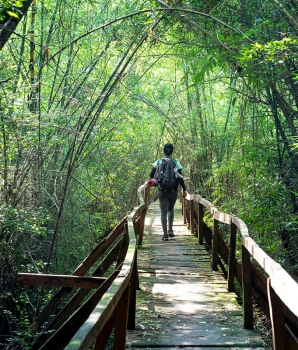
(182, 191), (187, 198)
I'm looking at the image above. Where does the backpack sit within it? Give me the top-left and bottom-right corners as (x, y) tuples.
(157, 158), (179, 191)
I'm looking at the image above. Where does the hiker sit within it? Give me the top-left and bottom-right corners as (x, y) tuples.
(149, 143), (187, 241)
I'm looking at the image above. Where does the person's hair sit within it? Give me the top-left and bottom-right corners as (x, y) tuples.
(163, 143), (174, 156)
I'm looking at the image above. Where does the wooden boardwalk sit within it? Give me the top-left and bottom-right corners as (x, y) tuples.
(126, 201), (264, 349)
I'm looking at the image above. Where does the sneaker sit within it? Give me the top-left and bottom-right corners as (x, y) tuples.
(162, 235), (169, 241)
(168, 230), (175, 237)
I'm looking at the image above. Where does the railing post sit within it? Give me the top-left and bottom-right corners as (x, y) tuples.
(198, 203), (204, 245)
(137, 208), (146, 246)
(183, 197), (187, 224)
(113, 284), (130, 350)
(190, 199), (194, 235)
(227, 222), (237, 292)
(211, 218), (218, 271)
(267, 278), (287, 350)
(128, 251), (138, 329)
(93, 317), (115, 350)
(242, 243), (253, 329)
(144, 186), (150, 208)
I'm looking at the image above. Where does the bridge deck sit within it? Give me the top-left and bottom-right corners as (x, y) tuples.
(126, 200), (264, 349)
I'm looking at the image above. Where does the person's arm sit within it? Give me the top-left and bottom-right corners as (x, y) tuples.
(177, 169), (187, 195)
(150, 166), (157, 179)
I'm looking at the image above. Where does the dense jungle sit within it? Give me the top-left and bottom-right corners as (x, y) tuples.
(1, 0), (298, 348)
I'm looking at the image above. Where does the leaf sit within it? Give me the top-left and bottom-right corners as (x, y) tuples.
(6, 11), (19, 18)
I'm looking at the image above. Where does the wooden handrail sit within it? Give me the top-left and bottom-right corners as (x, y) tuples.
(62, 184), (149, 350)
(17, 183), (150, 350)
(182, 190), (298, 349)
(21, 180), (298, 349)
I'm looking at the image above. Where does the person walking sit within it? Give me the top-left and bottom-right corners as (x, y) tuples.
(149, 143), (187, 241)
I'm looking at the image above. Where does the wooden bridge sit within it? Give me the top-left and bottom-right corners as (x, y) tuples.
(17, 184), (298, 349)
(126, 201), (264, 349)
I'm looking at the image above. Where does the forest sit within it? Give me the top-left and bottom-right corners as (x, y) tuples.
(0, 0), (298, 348)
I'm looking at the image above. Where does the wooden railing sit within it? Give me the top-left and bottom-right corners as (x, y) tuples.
(18, 183), (298, 350)
(181, 192), (298, 350)
(17, 184), (148, 350)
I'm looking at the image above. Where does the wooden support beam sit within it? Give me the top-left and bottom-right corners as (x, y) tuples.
(211, 218), (218, 271)
(242, 245), (254, 329)
(267, 278), (287, 350)
(113, 284), (130, 350)
(198, 202), (204, 245)
(35, 239), (123, 342)
(128, 250), (138, 329)
(38, 273), (118, 350)
(144, 186), (150, 208)
(138, 208), (146, 246)
(18, 273), (106, 289)
(183, 197), (187, 224)
(189, 199), (195, 235)
(93, 317), (115, 350)
(227, 222), (237, 292)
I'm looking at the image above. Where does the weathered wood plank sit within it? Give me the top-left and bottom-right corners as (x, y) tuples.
(63, 216), (137, 349)
(227, 222), (237, 292)
(213, 209), (232, 224)
(127, 201), (264, 349)
(18, 273), (106, 288)
(31, 219), (125, 331)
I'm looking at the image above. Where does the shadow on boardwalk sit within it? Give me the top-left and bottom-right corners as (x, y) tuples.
(126, 201), (264, 349)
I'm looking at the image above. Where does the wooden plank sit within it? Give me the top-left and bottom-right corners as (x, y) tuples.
(213, 209), (232, 225)
(197, 201), (298, 339)
(269, 265), (298, 319)
(183, 197), (187, 224)
(37, 272), (118, 350)
(189, 199), (195, 234)
(63, 218), (137, 349)
(37, 239), (123, 340)
(242, 245), (253, 329)
(93, 317), (115, 350)
(31, 219), (125, 331)
(127, 201), (264, 349)
(198, 202), (204, 245)
(267, 278), (287, 350)
(285, 324), (298, 350)
(116, 224), (129, 269)
(227, 222), (237, 292)
(18, 273), (106, 289)
(138, 208), (146, 246)
(244, 237), (298, 319)
(128, 250), (138, 330)
(232, 216), (249, 237)
(198, 197), (216, 214)
(211, 218), (218, 271)
(113, 284), (130, 350)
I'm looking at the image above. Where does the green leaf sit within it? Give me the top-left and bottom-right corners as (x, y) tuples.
(6, 11), (19, 18)
(15, 1), (24, 7)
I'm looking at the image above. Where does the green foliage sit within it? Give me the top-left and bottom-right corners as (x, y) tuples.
(0, 0), (25, 22)
(0, 205), (49, 347)
(1, 0), (298, 345)
(238, 37), (298, 77)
